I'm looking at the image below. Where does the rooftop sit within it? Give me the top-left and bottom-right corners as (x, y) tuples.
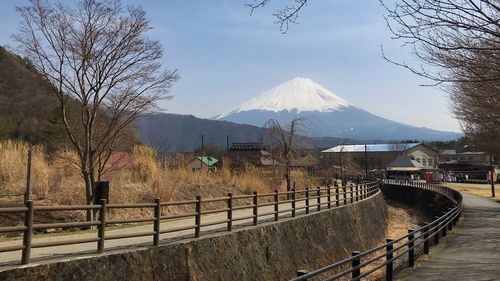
(194, 156), (218, 166)
(386, 155), (424, 171)
(229, 142), (266, 151)
(322, 143), (420, 153)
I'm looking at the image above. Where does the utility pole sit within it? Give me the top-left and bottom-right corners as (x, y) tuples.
(200, 135), (204, 170)
(340, 149), (344, 186)
(490, 154), (495, 197)
(364, 144), (368, 179)
(226, 135), (229, 152)
(24, 145), (32, 204)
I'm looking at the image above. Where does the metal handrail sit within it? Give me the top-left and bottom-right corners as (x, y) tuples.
(291, 180), (463, 281)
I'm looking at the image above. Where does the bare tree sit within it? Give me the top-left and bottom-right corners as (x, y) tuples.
(14, 0), (179, 218)
(381, 0), (500, 155)
(264, 117), (309, 193)
(381, 0), (500, 85)
(381, 0), (500, 196)
(247, 0), (308, 33)
(451, 61), (500, 155)
(336, 142), (360, 184)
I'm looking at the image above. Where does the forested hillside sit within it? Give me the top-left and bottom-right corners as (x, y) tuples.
(0, 46), (346, 153)
(0, 46), (65, 150)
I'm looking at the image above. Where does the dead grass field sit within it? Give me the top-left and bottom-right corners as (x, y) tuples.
(355, 201), (425, 281)
(443, 182), (500, 203)
(0, 140), (321, 223)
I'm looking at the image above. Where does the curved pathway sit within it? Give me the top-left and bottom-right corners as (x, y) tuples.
(0, 191), (358, 271)
(401, 192), (500, 281)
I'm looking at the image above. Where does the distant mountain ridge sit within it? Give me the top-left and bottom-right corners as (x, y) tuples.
(0, 45), (460, 152)
(134, 113), (348, 152)
(215, 77), (461, 141)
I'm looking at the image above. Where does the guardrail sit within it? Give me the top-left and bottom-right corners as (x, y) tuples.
(291, 179), (463, 281)
(0, 181), (381, 266)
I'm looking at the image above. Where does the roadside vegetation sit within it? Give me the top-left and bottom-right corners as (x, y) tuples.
(0, 140), (320, 217)
(444, 182), (500, 204)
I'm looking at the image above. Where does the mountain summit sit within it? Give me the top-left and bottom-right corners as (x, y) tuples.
(214, 77), (461, 141)
(216, 77), (350, 118)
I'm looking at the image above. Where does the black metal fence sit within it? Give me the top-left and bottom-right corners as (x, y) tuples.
(0, 181), (381, 266)
(291, 179), (463, 281)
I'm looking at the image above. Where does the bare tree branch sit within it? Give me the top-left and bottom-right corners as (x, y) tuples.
(13, 0), (179, 218)
(246, 0), (308, 33)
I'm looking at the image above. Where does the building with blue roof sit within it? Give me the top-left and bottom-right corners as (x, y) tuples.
(321, 143), (438, 171)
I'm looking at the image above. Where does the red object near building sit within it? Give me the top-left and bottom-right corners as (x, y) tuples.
(426, 172), (433, 183)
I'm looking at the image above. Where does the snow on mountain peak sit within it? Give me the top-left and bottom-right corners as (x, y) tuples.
(216, 77), (351, 119)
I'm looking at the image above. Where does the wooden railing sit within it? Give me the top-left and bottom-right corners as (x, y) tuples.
(0, 181), (381, 266)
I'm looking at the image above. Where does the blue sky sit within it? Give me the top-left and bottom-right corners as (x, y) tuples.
(0, 0), (461, 132)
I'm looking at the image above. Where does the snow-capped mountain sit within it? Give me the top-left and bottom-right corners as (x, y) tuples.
(215, 77), (461, 141)
(216, 77), (350, 118)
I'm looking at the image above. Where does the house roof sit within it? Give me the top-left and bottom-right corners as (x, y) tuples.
(386, 155), (424, 171)
(194, 156), (218, 166)
(439, 149), (456, 155)
(230, 142), (266, 151)
(227, 150), (280, 167)
(322, 143), (420, 153)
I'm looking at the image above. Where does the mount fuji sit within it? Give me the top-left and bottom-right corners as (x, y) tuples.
(215, 77), (460, 141)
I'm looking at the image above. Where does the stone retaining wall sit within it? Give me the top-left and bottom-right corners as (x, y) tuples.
(0, 192), (388, 281)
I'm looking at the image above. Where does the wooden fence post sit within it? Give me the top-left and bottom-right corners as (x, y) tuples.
(274, 190), (279, 221)
(253, 192), (258, 226)
(350, 184), (354, 204)
(335, 183), (340, 207)
(327, 185), (331, 209)
(316, 187), (321, 212)
(153, 198), (161, 246)
(343, 184), (347, 205)
(97, 199), (106, 253)
(195, 195), (201, 237)
(227, 193), (233, 231)
(21, 200), (34, 264)
(305, 188), (310, 214)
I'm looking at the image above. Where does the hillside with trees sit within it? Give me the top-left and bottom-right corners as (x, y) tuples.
(0, 46), (63, 149)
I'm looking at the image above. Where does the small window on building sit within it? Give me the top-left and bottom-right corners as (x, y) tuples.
(429, 159), (433, 167)
(416, 158), (421, 163)
(422, 159), (427, 166)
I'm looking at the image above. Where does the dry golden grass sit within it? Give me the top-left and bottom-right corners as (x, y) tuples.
(0, 140), (321, 220)
(357, 202), (424, 281)
(0, 140), (49, 200)
(443, 182), (500, 202)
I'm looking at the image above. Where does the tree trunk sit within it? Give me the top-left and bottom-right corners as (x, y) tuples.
(83, 172), (94, 221)
(285, 165), (291, 199)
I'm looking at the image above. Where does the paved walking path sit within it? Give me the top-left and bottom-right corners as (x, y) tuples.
(401, 192), (500, 281)
(0, 192), (357, 271)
